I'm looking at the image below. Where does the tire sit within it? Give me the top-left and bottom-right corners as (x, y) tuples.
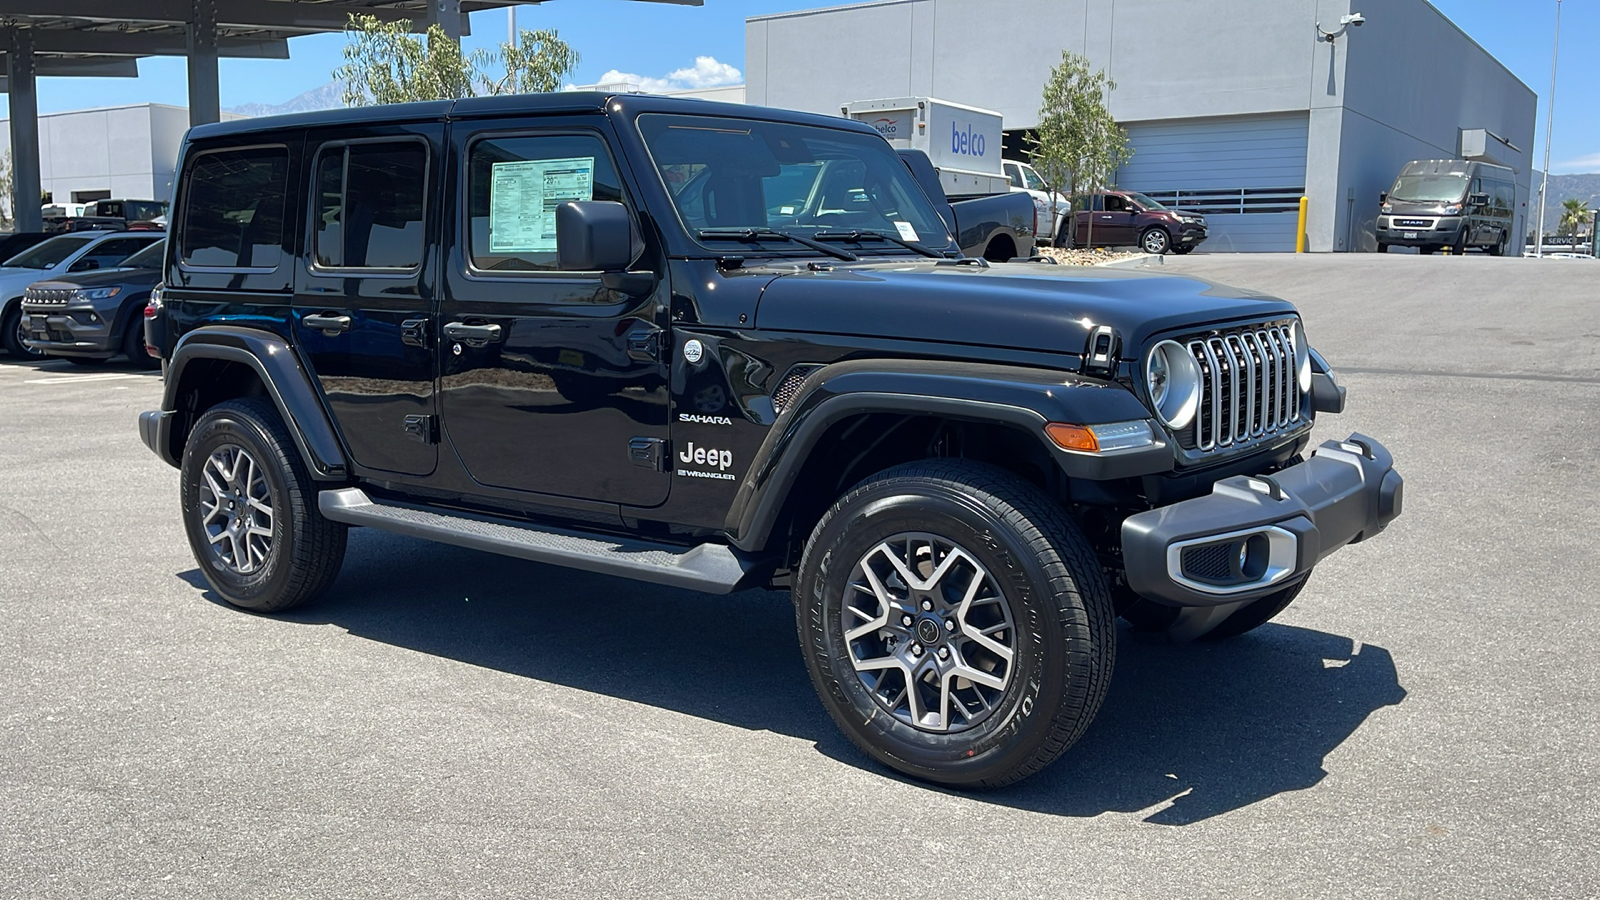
(1140, 227), (1171, 255)
(1376, 242), (1389, 254)
(796, 460), (1115, 788)
(1451, 231), (1468, 256)
(1488, 233), (1507, 257)
(1197, 575), (1310, 641)
(3, 303), (47, 360)
(180, 397), (347, 612)
(121, 312), (160, 369)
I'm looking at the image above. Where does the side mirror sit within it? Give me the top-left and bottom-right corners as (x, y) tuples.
(1378, 192), (1388, 205)
(1469, 192), (1490, 207)
(556, 201), (642, 273)
(70, 258), (100, 272)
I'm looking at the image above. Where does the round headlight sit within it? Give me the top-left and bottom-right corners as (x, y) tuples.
(1293, 320), (1312, 393)
(1145, 340), (1201, 430)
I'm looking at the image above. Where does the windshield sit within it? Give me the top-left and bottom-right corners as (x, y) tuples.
(4, 235), (92, 269)
(1126, 192), (1169, 211)
(639, 113), (953, 251)
(1390, 173), (1469, 204)
(120, 240), (166, 269)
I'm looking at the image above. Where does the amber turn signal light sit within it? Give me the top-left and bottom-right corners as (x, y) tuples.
(1044, 423), (1099, 453)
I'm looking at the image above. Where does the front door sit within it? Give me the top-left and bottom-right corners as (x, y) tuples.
(294, 127), (442, 477)
(438, 121), (670, 507)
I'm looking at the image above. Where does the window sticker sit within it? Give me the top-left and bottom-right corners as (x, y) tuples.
(489, 156), (596, 253)
(894, 221), (920, 243)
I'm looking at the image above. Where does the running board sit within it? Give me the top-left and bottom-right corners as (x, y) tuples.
(318, 487), (755, 594)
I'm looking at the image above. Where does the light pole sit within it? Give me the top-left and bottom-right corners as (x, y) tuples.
(1536, 0), (1562, 259)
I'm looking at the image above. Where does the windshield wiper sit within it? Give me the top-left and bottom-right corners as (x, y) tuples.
(813, 230), (947, 260)
(696, 228), (858, 262)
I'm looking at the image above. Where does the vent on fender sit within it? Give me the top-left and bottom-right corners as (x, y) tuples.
(772, 364), (824, 414)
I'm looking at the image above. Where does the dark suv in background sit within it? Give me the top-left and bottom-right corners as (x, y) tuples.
(1061, 190), (1208, 255)
(21, 239), (164, 368)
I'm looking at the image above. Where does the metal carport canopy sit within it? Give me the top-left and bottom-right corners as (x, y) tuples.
(0, 0), (702, 230)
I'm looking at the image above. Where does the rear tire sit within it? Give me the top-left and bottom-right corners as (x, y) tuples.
(181, 397), (347, 612)
(121, 313), (160, 369)
(796, 460), (1115, 788)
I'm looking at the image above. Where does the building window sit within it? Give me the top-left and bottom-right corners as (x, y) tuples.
(311, 141), (428, 271)
(180, 146), (289, 269)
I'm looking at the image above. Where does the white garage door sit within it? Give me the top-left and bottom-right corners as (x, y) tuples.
(1115, 114), (1309, 253)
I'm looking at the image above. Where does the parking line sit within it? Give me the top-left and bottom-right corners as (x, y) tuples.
(22, 372), (148, 385)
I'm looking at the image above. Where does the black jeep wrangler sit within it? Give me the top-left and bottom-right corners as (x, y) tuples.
(139, 94), (1402, 788)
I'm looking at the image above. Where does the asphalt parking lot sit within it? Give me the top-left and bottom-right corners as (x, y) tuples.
(2, 253), (1597, 898)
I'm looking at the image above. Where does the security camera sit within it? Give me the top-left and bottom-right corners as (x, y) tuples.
(1341, 12), (1365, 26)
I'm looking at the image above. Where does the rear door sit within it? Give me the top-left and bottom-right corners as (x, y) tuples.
(293, 125), (442, 477)
(437, 117), (671, 507)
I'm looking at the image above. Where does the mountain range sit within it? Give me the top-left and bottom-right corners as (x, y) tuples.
(225, 82), (346, 118)
(1535, 172), (1600, 234)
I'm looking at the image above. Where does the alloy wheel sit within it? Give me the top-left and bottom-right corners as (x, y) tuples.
(197, 444), (275, 575)
(1143, 230), (1169, 254)
(13, 316), (44, 359)
(841, 533), (1016, 733)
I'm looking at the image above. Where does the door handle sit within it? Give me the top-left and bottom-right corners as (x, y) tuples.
(303, 313), (351, 334)
(443, 322), (502, 344)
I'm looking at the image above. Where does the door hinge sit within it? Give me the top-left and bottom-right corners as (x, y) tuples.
(401, 317), (430, 348)
(403, 414), (438, 444)
(629, 437), (667, 471)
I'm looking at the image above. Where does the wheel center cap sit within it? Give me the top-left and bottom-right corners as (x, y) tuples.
(915, 617), (942, 645)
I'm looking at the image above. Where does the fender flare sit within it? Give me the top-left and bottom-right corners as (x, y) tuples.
(159, 325), (348, 480)
(727, 359), (1172, 551)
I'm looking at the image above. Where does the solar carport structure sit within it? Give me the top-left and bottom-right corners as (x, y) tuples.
(0, 0), (701, 231)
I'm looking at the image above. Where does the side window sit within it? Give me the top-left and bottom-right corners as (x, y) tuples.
(80, 237), (158, 269)
(1104, 195), (1128, 212)
(465, 132), (626, 273)
(311, 141), (428, 271)
(180, 146), (290, 269)
(1005, 164), (1023, 189)
(1494, 181), (1514, 215)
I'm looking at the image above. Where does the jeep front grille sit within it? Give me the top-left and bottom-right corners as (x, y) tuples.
(23, 287), (74, 306)
(1179, 322), (1302, 452)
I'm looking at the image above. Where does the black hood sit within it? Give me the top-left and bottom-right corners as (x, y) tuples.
(753, 260), (1296, 358)
(28, 267), (161, 292)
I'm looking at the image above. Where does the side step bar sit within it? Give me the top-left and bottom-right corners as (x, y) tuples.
(318, 487), (756, 594)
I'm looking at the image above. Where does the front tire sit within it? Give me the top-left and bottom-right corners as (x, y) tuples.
(1140, 227), (1171, 255)
(796, 461), (1115, 788)
(3, 304), (46, 360)
(1376, 242), (1389, 254)
(181, 397), (347, 612)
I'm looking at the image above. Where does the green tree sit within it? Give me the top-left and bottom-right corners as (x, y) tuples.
(1558, 197), (1589, 237)
(0, 150), (13, 231)
(334, 14), (578, 106)
(1028, 50), (1131, 246)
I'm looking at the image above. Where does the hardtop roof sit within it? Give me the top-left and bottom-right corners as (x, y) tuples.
(184, 92), (880, 142)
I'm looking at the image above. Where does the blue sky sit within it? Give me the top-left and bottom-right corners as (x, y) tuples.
(4, 0), (1596, 172)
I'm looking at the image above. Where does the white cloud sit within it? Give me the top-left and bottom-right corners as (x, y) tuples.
(577, 55), (742, 93)
(1552, 152), (1600, 174)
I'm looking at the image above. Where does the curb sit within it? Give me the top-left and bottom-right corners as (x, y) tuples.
(1095, 253), (1164, 268)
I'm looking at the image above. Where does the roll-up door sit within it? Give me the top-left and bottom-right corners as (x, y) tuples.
(1116, 114), (1309, 253)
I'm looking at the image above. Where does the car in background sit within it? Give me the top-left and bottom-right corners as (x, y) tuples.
(0, 232), (56, 262)
(1376, 159), (1515, 255)
(0, 230), (164, 359)
(20, 239), (165, 369)
(1064, 190), (1209, 255)
(1003, 160), (1071, 245)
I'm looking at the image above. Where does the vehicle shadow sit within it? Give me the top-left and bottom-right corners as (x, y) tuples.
(178, 529), (1405, 824)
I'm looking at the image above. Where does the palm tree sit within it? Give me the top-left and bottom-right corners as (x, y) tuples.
(1558, 198), (1588, 236)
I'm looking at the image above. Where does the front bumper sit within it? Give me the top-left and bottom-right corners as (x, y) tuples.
(1378, 217), (1462, 247)
(1121, 433), (1402, 607)
(1175, 223), (1208, 245)
(21, 306), (117, 358)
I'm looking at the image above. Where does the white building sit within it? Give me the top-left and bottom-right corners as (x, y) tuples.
(0, 103), (247, 212)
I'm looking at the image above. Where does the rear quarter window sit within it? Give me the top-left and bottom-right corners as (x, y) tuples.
(180, 146), (290, 270)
